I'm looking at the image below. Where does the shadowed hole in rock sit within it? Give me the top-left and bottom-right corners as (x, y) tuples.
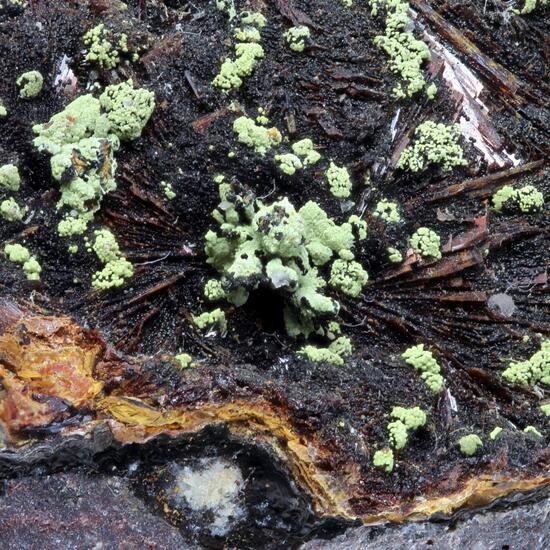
(241, 287), (287, 334)
(97, 426), (354, 549)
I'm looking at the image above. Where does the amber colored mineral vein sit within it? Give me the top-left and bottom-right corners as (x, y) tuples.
(0, 305), (549, 523)
(101, 396), (352, 518)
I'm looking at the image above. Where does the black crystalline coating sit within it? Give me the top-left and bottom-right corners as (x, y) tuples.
(0, 0), (548, 548)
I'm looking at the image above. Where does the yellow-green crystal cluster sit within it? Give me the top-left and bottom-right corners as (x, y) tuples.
(387, 421), (408, 452)
(174, 353), (194, 369)
(292, 139), (321, 166)
(99, 80), (155, 141)
(216, 0), (237, 20)
(204, 279), (226, 302)
(274, 153), (303, 176)
(83, 24), (131, 69)
(372, 0), (431, 98)
(388, 406), (426, 449)
(426, 82), (437, 99)
(329, 259), (369, 297)
(373, 448), (394, 473)
(275, 138), (322, 175)
(492, 184), (544, 214)
(32, 80), (154, 237)
(233, 116), (282, 155)
(91, 229), (134, 289)
(524, 426), (542, 437)
(204, 184), (367, 338)
(284, 26), (311, 52)
(326, 161), (352, 198)
(501, 340), (550, 387)
(397, 121), (467, 172)
(4, 243), (41, 280)
(0, 164), (21, 192)
(193, 308), (227, 333)
(16, 70), (43, 98)
(213, 12), (266, 90)
(373, 198), (400, 223)
(387, 247), (403, 263)
(161, 180), (176, 200)
(518, 0), (548, 14)
(1, 0), (28, 8)
(410, 227), (441, 260)
(373, 406), (427, 473)
(299, 336), (353, 366)
(1, 197), (25, 222)
(0, 162), (26, 223)
(402, 344), (444, 392)
(458, 434), (483, 456)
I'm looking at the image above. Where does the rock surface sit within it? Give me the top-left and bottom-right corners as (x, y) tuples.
(0, 472), (191, 550)
(303, 495), (550, 550)
(1, 467), (547, 549)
